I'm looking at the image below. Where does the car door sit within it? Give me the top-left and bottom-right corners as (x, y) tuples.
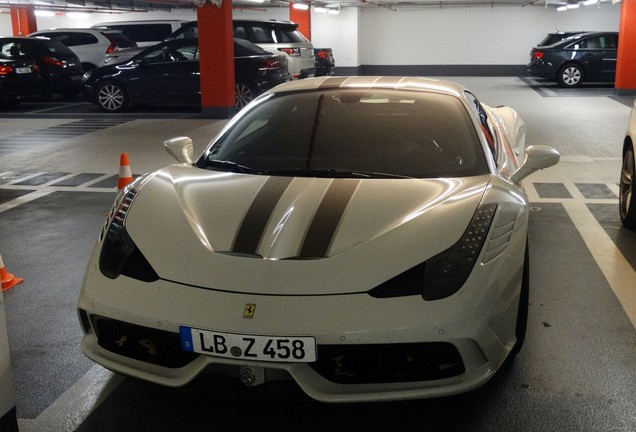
(568, 34), (617, 81)
(129, 42), (200, 104)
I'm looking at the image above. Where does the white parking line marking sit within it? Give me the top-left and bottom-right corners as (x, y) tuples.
(563, 200), (636, 330)
(17, 366), (124, 432)
(0, 190), (56, 214)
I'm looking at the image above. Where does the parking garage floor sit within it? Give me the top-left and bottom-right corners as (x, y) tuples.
(1, 76), (635, 432)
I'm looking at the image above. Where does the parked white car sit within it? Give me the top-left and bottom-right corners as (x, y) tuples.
(29, 28), (136, 71)
(620, 100), (636, 230)
(169, 20), (316, 80)
(77, 76), (559, 403)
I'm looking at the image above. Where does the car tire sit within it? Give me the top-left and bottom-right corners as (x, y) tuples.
(510, 242), (529, 356)
(235, 81), (254, 110)
(557, 63), (585, 87)
(619, 141), (636, 230)
(96, 81), (128, 113)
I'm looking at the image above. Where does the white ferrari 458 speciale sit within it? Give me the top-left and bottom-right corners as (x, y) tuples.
(78, 76), (560, 402)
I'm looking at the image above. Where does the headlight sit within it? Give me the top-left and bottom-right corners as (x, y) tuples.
(421, 203), (497, 300)
(368, 203), (498, 301)
(99, 185), (158, 282)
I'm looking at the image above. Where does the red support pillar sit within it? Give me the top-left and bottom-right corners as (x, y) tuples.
(196, 1), (235, 118)
(289, 3), (311, 41)
(10, 6), (37, 36)
(616, 0), (636, 94)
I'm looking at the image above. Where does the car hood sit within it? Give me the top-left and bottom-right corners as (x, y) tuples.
(124, 165), (491, 295)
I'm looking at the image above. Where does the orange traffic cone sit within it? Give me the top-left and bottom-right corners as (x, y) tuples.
(117, 153), (133, 190)
(1, 253), (23, 292)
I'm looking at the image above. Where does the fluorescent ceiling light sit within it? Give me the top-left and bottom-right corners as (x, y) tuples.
(292, 2), (309, 9)
(556, 5), (567, 10)
(35, 10), (55, 17)
(327, 8), (340, 14)
(67, 12), (90, 18)
(582, 0), (598, 4)
(314, 6), (328, 12)
(567, 3), (579, 7)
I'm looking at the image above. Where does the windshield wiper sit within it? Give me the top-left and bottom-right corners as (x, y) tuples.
(264, 168), (413, 179)
(202, 160), (261, 175)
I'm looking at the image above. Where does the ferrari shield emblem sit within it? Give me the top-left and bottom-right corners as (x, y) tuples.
(243, 304), (256, 319)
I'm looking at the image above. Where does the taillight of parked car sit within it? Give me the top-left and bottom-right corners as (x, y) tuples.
(0, 65), (13, 76)
(41, 56), (63, 67)
(316, 51), (331, 60)
(531, 51), (544, 60)
(259, 59), (283, 71)
(278, 47), (301, 57)
(105, 43), (116, 55)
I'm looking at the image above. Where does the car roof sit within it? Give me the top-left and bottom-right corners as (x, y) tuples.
(267, 76), (468, 99)
(551, 31), (618, 44)
(234, 19), (300, 27)
(33, 28), (120, 32)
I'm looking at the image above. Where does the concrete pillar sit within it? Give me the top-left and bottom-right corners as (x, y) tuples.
(10, 6), (37, 36)
(196, 0), (235, 118)
(0, 289), (18, 432)
(289, 3), (311, 41)
(616, 0), (636, 95)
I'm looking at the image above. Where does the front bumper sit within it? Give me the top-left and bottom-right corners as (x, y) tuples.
(78, 246), (523, 403)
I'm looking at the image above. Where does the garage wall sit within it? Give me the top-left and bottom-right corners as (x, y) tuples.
(359, 4), (620, 68)
(0, 12), (11, 35)
(0, 3), (620, 73)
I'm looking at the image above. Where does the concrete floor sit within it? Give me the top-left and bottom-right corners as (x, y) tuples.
(0, 76), (635, 431)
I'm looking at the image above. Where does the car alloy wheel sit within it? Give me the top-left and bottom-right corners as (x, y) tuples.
(619, 142), (636, 229)
(235, 82), (254, 110)
(96, 81), (128, 113)
(557, 64), (584, 87)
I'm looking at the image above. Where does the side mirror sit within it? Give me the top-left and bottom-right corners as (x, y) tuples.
(164, 136), (194, 164)
(510, 145), (560, 184)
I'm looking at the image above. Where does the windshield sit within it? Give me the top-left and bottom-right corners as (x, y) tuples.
(198, 89), (489, 179)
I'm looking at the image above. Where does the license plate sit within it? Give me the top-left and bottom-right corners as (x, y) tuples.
(15, 67), (31, 74)
(180, 326), (316, 363)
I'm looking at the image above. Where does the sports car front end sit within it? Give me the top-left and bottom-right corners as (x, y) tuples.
(78, 76), (559, 402)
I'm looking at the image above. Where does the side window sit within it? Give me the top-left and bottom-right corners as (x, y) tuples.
(44, 33), (69, 45)
(141, 45), (170, 63)
(465, 91), (497, 158)
(142, 44), (197, 63)
(173, 44), (197, 61)
(71, 33), (99, 46)
(600, 34), (617, 49)
(250, 24), (275, 43)
(233, 25), (248, 40)
(584, 36), (601, 49)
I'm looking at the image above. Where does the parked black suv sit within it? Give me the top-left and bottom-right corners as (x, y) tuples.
(527, 31), (618, 87)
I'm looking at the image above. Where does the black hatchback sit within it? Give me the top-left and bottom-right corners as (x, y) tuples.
(527, 31), (618, 87)
(0, 37), (83, 98)
(82, 38), (290, 113)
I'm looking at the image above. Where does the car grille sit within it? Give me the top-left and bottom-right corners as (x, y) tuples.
(311, 342), (465, 384)
(90, 315), (198, 368)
